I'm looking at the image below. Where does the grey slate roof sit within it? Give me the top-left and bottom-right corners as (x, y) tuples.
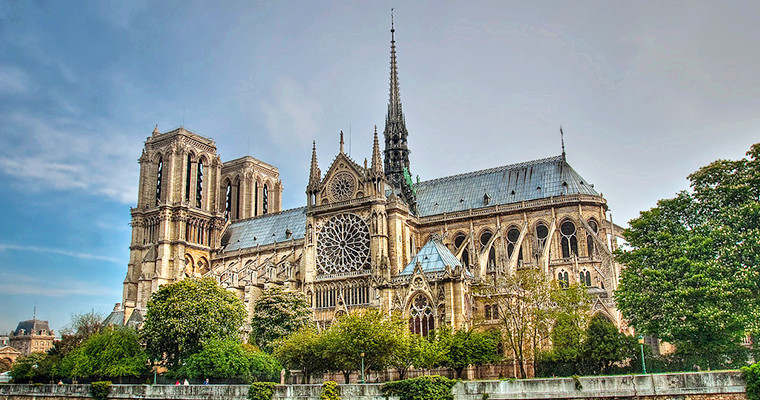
(220, 155), (598, 253)
(222, 207), (307, 252)
(399, 238), (463, 275)
(13, 319), (52, 336)
(415, 155), (598, 216)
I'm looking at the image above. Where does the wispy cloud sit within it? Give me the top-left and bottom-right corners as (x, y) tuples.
(261, 76), (322, 146)
(0, 64), (34, 95)
(0, 243), (122, 263)
(0, 271), (120, 298)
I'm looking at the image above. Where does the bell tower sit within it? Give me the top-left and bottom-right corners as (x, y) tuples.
(122, 126), (225, 322)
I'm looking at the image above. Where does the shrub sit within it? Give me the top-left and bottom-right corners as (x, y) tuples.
(320, 380), (340, 400)
(247, 381), (276, 400)
(382, 375), (456, 400)
(742, 362), (760, 400)
(90, 381), (111, 400)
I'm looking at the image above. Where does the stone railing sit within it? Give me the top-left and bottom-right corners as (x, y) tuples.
(0, 371), (746, 400)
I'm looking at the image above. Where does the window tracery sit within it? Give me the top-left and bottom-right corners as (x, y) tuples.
(586, 219), (598, 256)
(155, 157), (163, 206)
(558, 270), (569, 288)
(409, 294), (434, 336)
(196, 161), (204, 208)
(316, 213), (370, 275)
(329, 171), (356, 202)
(506, 227), (523, 264)
(536, 223), (549, 251)
(560, 220), (578, 259)
(480, 230), (496, 270)
(262, 184), (268, 214)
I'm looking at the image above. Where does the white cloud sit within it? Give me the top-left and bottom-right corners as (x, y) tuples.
(0, 271), (119, 298)
(0, 243), (122, 263)
(261, 77), (322, 147)
(0, 64), (34, 95)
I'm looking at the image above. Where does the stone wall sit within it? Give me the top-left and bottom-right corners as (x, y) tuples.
(0, 371), (746, 400)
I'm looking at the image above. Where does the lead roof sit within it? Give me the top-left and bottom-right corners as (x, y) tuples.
(221, 155), (597, 254)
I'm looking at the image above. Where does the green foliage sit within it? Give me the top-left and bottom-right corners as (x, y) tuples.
(179, 339), (280, 382)
(388, 331), (446, 379)
(438, 327), (500, 379)
(57, 327), (148, 381)
(247, 381), (276, 400)
(742, 362), (760, 400)
(90, 381), (111, 400)
(141, 277), (246, 369)
(249, 287), (313, 352)
(382, 375), (456, 400)
(616, 143), (760, 369)
(50, 310), (106, 360)
(580, 315), (636, 375)
(320, 380), (340, 400)
(9, 352), (53, 383)
(322, 309), (406, 383)
(273, 327), (327, 383)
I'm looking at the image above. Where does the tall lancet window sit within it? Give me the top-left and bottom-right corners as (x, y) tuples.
(185, 154), (192, 201)
(155, 157), (163, 206)
(262, 184), (268, 215)
(560, 220), (578, 259)
(235, 182), (241, 219)
(409, 294), (434, 336)
(196, 161), (204, 208)
(224, 182), (232, 220)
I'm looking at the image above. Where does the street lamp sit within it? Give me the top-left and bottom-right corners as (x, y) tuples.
(637, 335), (647, 374)
(360, 352), (365, 384)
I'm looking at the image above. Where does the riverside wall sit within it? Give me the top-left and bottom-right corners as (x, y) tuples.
(0, 371), (746, 400)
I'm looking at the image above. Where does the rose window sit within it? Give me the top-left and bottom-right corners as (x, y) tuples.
(316, 213), (370, 275)
(329, 171), (356, 202)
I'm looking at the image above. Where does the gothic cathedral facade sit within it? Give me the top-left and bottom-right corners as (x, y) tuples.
(119, 24), (624, 335)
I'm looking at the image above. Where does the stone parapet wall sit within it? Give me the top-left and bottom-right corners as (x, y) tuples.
(0, 371), (746, 400)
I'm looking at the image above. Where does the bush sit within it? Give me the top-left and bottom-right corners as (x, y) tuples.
(742, 362), (760, 400)
(320, 380), (340, 400)
(382, 375), (456, 400)
(247, 381), (276, 400)
(90, 381), (111, 400)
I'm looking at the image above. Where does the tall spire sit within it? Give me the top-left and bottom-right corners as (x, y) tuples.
(308, 141), (321, 189)
(383, 9), (416, 213)
(560, 126), (566, 161)
(371, 126), (383, 174)
(339, 131), (345, 153)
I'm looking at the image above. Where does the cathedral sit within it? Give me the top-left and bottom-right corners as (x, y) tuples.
(116, 22), (625, 336)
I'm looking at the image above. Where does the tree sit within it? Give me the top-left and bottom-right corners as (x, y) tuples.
(141, 277), (247, 369)
(438, 327), (500, 379)
(0, 358), (12, 373)
(616, 143), (760, 369)
(57, 327), (148, 382)
(579, 314), (636, 375)
(322, 309), (405, 383)
(179, 339), (280, 382)
(273, 327), (328, 384)
(49, 310), (106, 359)
(249, 287), (313, 352)
(9, 352), (51, 383)
(478, 269), (555, 379)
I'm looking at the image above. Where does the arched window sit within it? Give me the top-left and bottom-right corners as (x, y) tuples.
(185, 154), (192, 201)
(262, 184), (269, 215)
(580, 270), (591, 286)
(587, 219), (598, 256)
(155, 156), (163, 206)
(196, 161), (204, 208)
(558, 270), (569, 288)
(560, 220), (578, 259)
(224, 182), (232, 220)
(536, 223), (549, 251)
(454, 233), (469, 269)
(480, 231), (496, 270)
(409, 294), (434, 336)
(506, 227), (523, 264)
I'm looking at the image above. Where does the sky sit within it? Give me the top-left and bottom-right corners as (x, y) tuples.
(1, 0), (759, 334)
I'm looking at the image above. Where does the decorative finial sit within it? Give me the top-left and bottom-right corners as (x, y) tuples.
(152, 124), (160, 136)
(560, 126), (566, 161)
(339, 131), (345, 153)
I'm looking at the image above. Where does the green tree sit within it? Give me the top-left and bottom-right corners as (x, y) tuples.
(9, 352), (51, 383)
(179, 339), (280, 382)
(616, 143), (760, 369)
(579, 314), (636, 375)
(273, 327), (328, 383)
(141, 277), (247, 369)
(438, 327), (500, 379)
(49, 310), (106, 360)
(249, 287), (313, 352)
(57, 327), (148, 382)
(323, 309), (405, 383)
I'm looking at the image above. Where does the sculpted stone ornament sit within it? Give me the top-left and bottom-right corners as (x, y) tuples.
(316, 213), (370, 275)
(329, 171), (356, 202)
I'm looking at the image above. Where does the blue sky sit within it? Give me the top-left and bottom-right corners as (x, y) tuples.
(1, 1), (759, 334)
